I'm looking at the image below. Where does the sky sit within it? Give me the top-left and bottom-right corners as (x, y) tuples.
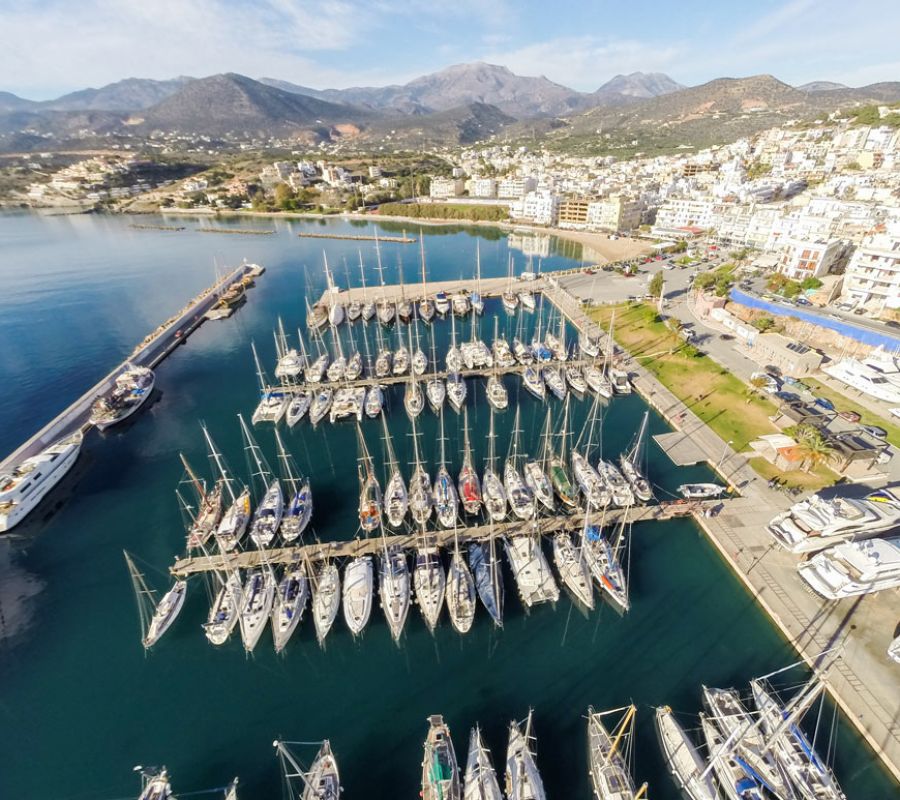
(2, 0), (900, 99)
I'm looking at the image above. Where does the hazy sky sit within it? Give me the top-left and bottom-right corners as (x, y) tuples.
(3, 0), (899, 98)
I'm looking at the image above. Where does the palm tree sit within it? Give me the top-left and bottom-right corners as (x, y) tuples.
(747, 374), (770, 403)
(793, 425), (834, 473)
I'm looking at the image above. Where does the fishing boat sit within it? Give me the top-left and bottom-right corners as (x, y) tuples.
(679, 483), (725, 499)
(274, 318), (304, 379)
(469, 532), (504, 626)
(240, 415), (283, 548)
(434, 411), (459, 528)
(137, 768), (175, 800)
(422, 715), (461, 800)
(596, 459), (634, 507)
(379, 539), (410, 643)
(464, 726), (503, 800)
(543, 366), (568, 401)
(328, 386), (365, 422)
(587, 705), (646, 800)
(522, 366), (546, 400)
(447, 373), (467, 413)
(446, 534), (477, 634)
(204, 569), (243, 646)
(286, 391), (312, 427)
(311, 559), (341, 646)
(271, 561), (309, 653)
(125, 552), (187, 649)
(458, 409), (483, 516)
(90, 364), (155, 430)
(505, 711), (547, 800)
(309, 387), (334, 426)
(565, 365), (587, 395)
(418, 240), (436, 322)
(0, 430), (83, 532)
(343, 554), (373, 636)
(483, 407), (508, 522)
(178, 454), (222, 550)
(553, 531), (594, 608)
(435, 291), (451, 316)
(414, 543), (445, 632)
(512, 337), (533, 365)
(274, 739), (341, 800)
(238, 566), (276, 652)
(357, 428), (383, 533)
(620, 412), (653, 502)
(410, 419), (434, 526)
(504, 408), (535, 521)
(203, 425), (251, 552)
(405, 377), (425, 419)
(504, 532), (559, 607)
(655, 705), (719, 800)
(251, 344), (288, 425)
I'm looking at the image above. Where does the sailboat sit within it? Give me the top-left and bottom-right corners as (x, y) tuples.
(414, 539), (445, 632)
(435, 290), (451, 316)
(311, 556), (341, 647)
(203, 424), (251, 552)
(418, 238), (436, 323)
(469, 526), (504, 627)
(587, 705), (646, 800)
(323, 253), (345, 327)
(521, 365), (546, 401)
(375, 236), (396, 326)
(620, 412), (654, 502)
(251, 342), (288, 425)
(504, 527), (559, 607)
(304, 316), (330, 384)
(274, 317), (304, 379)
(365, 384), (384, 418)
(397, 254), (414, 324)
(378, 523), (410, 643)
(179, 453), (222, 551)
(274, 739), (341, 800)
(426, 324), (446, 413)
(326, 327), (346, 383)
(136, 767), (175, 800)
(447, 309), (463, 373)
(596, 458), (635, 508)
(309, 386), (334, 427)
(531, 298), (552, 363)
(125, 551), (186, 649)
(699, 712), (766, 800)
(552, 529), (594, 609)
(452, 288), (471, 317)
(343, 549), (374, 636)
(458, 408), (483, 516)
(393, 323), (410, 376)
(504, 407), (535, 521)
(271, 560), (309, 653)
(505, 711), (547, 800)
(471, 243), (485, 316)
(434, 409), (460, 528)
(357, 425), (382, 533)
(566, 363), (588, 395)
(572, 393), (611, 509)
(286, 389), (312, 427)
(406, 375), (425, 419)
(543, 365), (568, 401)
(447, 373), (467, 414)
(382, 414), (409, 528)
(550, 398), (579, 509)
(655, 705), (719, 800)
(446, 529), (477, 633)
(483, 406), (508, 522)
(274, 430), (312, 543)
(546, 312), (568, 362)
(238, 563), (277, 652)
(584, 511), (630, 613)
(240, 414), (283, 549)
(204, 568), (243, 646)
(422, 715), (461, 800)
(486, 322), (509, 411)
(345, 255), (362, 323)
(502, 255), (519, 314)
(412, 321), (428, 375)
(410, 417), (434, 526)
(523, 410), (555, 512)
(359, 250), (376, 322)
(464, 726), (502, 800)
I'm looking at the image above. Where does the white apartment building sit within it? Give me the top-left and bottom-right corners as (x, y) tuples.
(776, 237), (845, 280)
(509, 190), (560, 226)
(586, 195), (643, 233)
(497, 176), (537, 198)
(842, 225), (900, 312)
(468, 178), (497, 198)
(429, 177), (465, 199)
(367, 166), (382, 178)
(651, 197), (718, 237)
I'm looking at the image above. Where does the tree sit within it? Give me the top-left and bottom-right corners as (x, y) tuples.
(273, 182), (295, 210)
(747, 374), (771, 403)
(792, 425), (834, 473)
(648, 271), (664, 299)
(693, 272), (716, 292)
(752, 316), (775, 332)
(671, 240), (688, 253)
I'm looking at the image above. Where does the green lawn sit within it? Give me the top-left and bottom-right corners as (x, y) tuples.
(804, 378), (900, 449)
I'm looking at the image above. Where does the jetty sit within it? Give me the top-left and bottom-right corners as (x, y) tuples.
(198, 227), (274, 235)
(299, 231), (416, 244)
(129, 223), (185, 232)
(0, 263), (261, 473)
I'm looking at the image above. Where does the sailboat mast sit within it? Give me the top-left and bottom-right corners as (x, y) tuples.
(203, 424), (236, 504)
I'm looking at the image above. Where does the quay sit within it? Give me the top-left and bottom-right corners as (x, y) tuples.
(299, 232), (415, 243)
(169, 500), (710, 577)
(129, 223), (185, 232)
(198, 227), (274, 235)
(321, 275), (540, 307)
(0, 263), (260, 474)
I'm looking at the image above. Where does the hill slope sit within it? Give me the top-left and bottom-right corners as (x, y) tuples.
(43, 77), (194, 111)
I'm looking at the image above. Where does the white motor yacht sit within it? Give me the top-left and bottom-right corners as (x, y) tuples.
(798, 535), (900, 599)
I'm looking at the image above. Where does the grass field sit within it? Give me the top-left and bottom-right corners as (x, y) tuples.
(589, 302), (835, 490)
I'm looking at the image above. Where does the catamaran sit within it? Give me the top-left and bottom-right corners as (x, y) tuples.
(328, 385), (365, 423)
(504, 530), (559, 607)
(357, 426), (382, 533)
(483, 406), (508, 522)
(275, 430), (312, 542)
(239, 565), (277, 652)
(178, 453), (222, 551)
(251, 344), (288, 425)
(274, 738), (341, 800)
(382, 415), (409, 528)
(655, 705), (719, 800)
(469, 526), (504, 627)
(458, 409), (483, 516)
(271, 561), (309, 653)
(203, 424), (251, 552)
(505, 711), (547, 800)
(410, 418), (434, 526)
(125, 551), (187, 649)
(422, 715), (461, 800)
(464, 726), (502, 800)
(587, 705), (646, 800)
(414, 541), (445, 632)
(573, 451), (610, 509)
(620, 412), (653, 502)
(205, 568), (243, 646)
(552, 530), (594, 609)
(446, 530), (477, 633)
(397, 258), (414, 324)
(90, 364), (155, 430)
(504, 407), (535, 521)
(378, 528), (410, 643)
(240, 415), (283, 548)
(434, 410), (460, 528)
(311, 558), (341, 647)
(343, 552), (374, 636)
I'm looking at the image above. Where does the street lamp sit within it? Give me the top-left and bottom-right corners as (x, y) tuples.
(715, 440), (734, 475)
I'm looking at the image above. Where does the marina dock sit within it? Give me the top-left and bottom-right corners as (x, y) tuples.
(0, 263), (259, 473)
(299, 232), (416, 243)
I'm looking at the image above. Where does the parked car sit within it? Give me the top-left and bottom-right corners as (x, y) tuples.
(862, 424), (888, 439)
(813, 397), (835, 411)
(838, 410), (862, 423)
(795, 298), (811, 306)
(775, 391), (800, 403)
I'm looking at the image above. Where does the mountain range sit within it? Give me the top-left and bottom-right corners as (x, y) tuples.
(0, 63), (897, 150)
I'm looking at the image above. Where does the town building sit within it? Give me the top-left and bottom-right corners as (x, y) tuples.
(776, 237), (846, 280)
(509, 190), (560, 226)
(842, 225), (900, 313)
(586, 195), (643, 233)
(429, 177), (465, 199)
(497, 176), (537, 198)
(468, 178), (497, 198)
(557, 197), (590, 228)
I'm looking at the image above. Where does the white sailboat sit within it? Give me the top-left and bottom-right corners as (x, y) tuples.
(483, 406), (508, 522)
(552, 530), (594, 609)
(505, 711), (547, 800)
(522, 365), (546, 400)
(378, 526), (410, 643)
(274, 738), (341, 800)
(382, 414), (409, 528)
(504, 406), (535, 521)
(410, 417), (434, 526)
(240, 414), (283, 549)
(342, 551), (374, 636)
(427, 323), (446, 413)
(125, 551), (186, 649)
(469, 525), (504, 627)
(275, 429), (312, 543)
(523, 410), (555, 512)
(434, 409), (460, 529)
(620, 412), (654, 503)
(359, 250), (376, 322)
(422, 715), (461, 800)
(203, 424), (251, 553)
(251, 343), (288, 425)
(549, 397), (580, 509)
(271, 560), (309, 653)
(446, 529), (477, 634)
(587, 704), (646, 800)
(238, 565), (276, 652)
(311, 557), (341, 647)
(447, 373), (467, 414)
(136, 767), (175, 800)
(418, 238), (436, 323)
(464, 726), (503, 800)
(274, 317), (303, 379)
(323, 253), (345, 327)
(414, 540), (445, 632)
(179, 452), (222, 551)
(655, 705), (719, 800)
(90, 363), (155, 430)
(205, 568), (243, 646)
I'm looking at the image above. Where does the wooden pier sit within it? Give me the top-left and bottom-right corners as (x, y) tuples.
(299, 232), (416, 244)
(169, 500), (713, 577)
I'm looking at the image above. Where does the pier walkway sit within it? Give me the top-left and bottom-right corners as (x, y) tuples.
(322, 276), (544, 308)
(0, 263), (257, 473)
(169, 499), (710, 577)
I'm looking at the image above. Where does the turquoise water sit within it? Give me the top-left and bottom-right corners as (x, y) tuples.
(0, 213), (895, 799)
